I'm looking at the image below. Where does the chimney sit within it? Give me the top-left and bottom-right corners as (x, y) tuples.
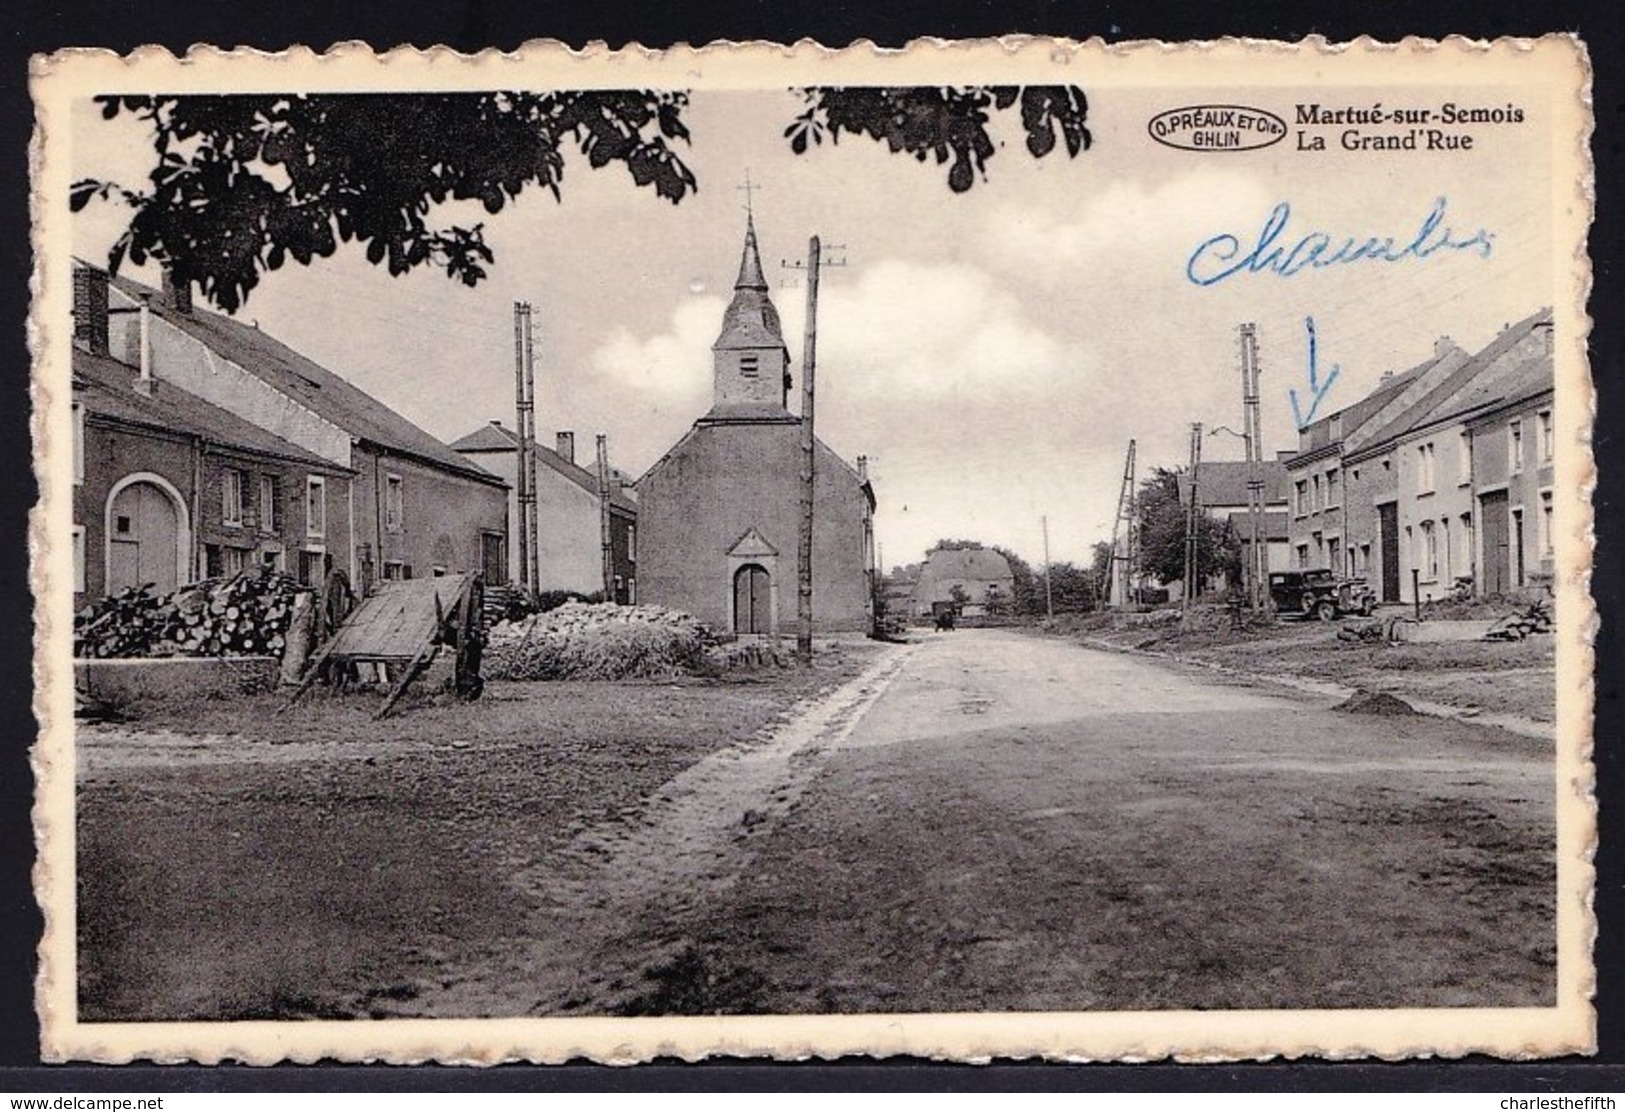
(72, 265), (110, 355)
(1434, 335), (1455, 357)
(556, 431), (575, 464)
(135, 296), (155, 396)
(857, 454), (869, 481)
(161, 268), (192, 315)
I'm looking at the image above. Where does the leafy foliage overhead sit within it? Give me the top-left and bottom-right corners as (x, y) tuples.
(73, 86), (1092, 312)
(71, 92), (697, 311)
(784, 86), (1091, 193)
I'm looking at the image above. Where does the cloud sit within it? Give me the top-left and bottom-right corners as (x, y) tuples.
(979, 168), (1277, 287)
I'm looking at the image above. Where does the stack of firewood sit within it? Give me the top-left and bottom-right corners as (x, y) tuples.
(164, 567), (300, 656)
(73, 585), (166, 659)
(74, 566), (305, 659)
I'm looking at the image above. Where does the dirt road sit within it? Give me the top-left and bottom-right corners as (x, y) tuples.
(79, 629), (1555, 1019)
(434, 628), (1556, 1016)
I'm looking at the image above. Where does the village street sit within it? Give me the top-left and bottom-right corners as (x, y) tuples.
(77, 628), (1557, 1021)
(418, 628), (1556, 1017)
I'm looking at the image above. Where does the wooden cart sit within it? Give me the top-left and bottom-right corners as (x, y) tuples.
(284, 572), (484, 719)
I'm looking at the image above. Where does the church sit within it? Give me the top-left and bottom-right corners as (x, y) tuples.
(635, 214), (876, 635)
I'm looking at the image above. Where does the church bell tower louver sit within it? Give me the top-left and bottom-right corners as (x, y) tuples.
(710, 211), (792, 415)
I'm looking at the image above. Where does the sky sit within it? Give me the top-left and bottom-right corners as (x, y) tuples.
(69, 84), (1553, 570)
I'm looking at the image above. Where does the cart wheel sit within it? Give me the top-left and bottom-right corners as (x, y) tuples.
(1316, 600), (1337, 622)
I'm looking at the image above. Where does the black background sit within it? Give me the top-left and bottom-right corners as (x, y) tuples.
(1, 0), (1620, 1093)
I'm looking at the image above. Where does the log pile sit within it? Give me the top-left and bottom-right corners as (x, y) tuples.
(74, 566), (305, 659)
(485, 602), (717, 681)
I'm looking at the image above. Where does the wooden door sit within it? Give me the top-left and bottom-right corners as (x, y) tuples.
(1480, 491), (1509, 595)
(1378, 501), (1400, 602)
(481, 532), (507, 585)
(108, 481), (180, 595)
(733, 564), (771, 634)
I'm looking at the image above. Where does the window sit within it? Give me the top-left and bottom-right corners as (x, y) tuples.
(1458, 430), (1473, 484)
(1416, 443), (1436, 494)
(739, 353), (760, 378)
(1311, 475), (1323, 511)
(306, 476), (326, 538)
(1509, 420), (1524, 474)
(1326, 467), (1340, 508)
(259, 475), (281, 533)
(72, 525), (85, 592)
(1539, 409), (1554, 463)
(1294, 480), (1309, 517)
(627, 524), (636, 562)
(385, 473), (403, 533)
(222, 467), (246, 526)
(1296, 544), (1309, 569)
(628, 576), (636, 604)
(72, 401), (84, 486)
(1540, 490), (1554, 556)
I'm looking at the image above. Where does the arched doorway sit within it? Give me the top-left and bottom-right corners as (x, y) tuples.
(733, 563), (772, 635)
(106, 475), (188, 597)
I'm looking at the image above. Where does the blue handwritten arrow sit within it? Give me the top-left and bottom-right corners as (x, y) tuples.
(1290, 315), (1341, 430)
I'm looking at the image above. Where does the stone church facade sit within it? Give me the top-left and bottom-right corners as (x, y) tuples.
(636, 216), (876, 634)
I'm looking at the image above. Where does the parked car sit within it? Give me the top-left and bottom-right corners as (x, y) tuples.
(1269, 569), (1377, 621)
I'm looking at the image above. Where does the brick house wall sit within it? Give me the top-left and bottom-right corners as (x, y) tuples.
(352, 447), (508, 591)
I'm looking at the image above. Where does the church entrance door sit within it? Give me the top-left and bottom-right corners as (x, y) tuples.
(733, 563), (772, 635)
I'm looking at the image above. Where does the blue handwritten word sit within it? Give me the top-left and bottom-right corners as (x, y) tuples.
(1186, 197), (1494, 286)
(1290, 316), (1341, 430)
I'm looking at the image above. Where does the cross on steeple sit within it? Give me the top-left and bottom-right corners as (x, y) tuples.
(737, 169), (760, 217)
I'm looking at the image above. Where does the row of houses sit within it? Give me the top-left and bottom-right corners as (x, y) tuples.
(70, 262), (636, 611)
(1283, 310), (1553, 603)
(1181, 310), (1553, 604)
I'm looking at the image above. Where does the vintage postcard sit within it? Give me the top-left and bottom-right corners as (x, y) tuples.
(29, 37), (1594, 1063)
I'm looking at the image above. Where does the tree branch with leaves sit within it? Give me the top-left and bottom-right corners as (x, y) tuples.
(72, 86), (1092, 312)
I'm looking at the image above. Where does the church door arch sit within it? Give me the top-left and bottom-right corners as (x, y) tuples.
(105, 473), (190, 597)
(733, 563), (772, 635)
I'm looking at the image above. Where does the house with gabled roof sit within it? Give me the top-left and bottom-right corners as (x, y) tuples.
(451, 421), (639, 602)
(74, 262), (510, 596)
(634, 214), (876, 634)
(910, 544), (1015, 618)
(71, 340), (353, 606)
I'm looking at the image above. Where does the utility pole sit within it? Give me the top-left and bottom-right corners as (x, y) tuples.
(1240, 322), (1267, 611)
(1042, 515), (1055, 620)
(512, 302), (539, 598)
(795, 236), (820, 663)
(596, 433), (613, 602)
(1107, 439), (1138, 608)
(1183, 422), (1203, 616)
(782, 235), (847, 663)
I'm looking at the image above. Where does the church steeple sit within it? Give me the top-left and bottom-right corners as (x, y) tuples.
(711, 208), (791, 415)
(734, 212), (769, 291)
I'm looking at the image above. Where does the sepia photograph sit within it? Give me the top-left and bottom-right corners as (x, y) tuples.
(29, 37), (1594, 1063)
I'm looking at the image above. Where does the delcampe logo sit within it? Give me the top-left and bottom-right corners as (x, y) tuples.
(1147, 104), (1288, 151)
